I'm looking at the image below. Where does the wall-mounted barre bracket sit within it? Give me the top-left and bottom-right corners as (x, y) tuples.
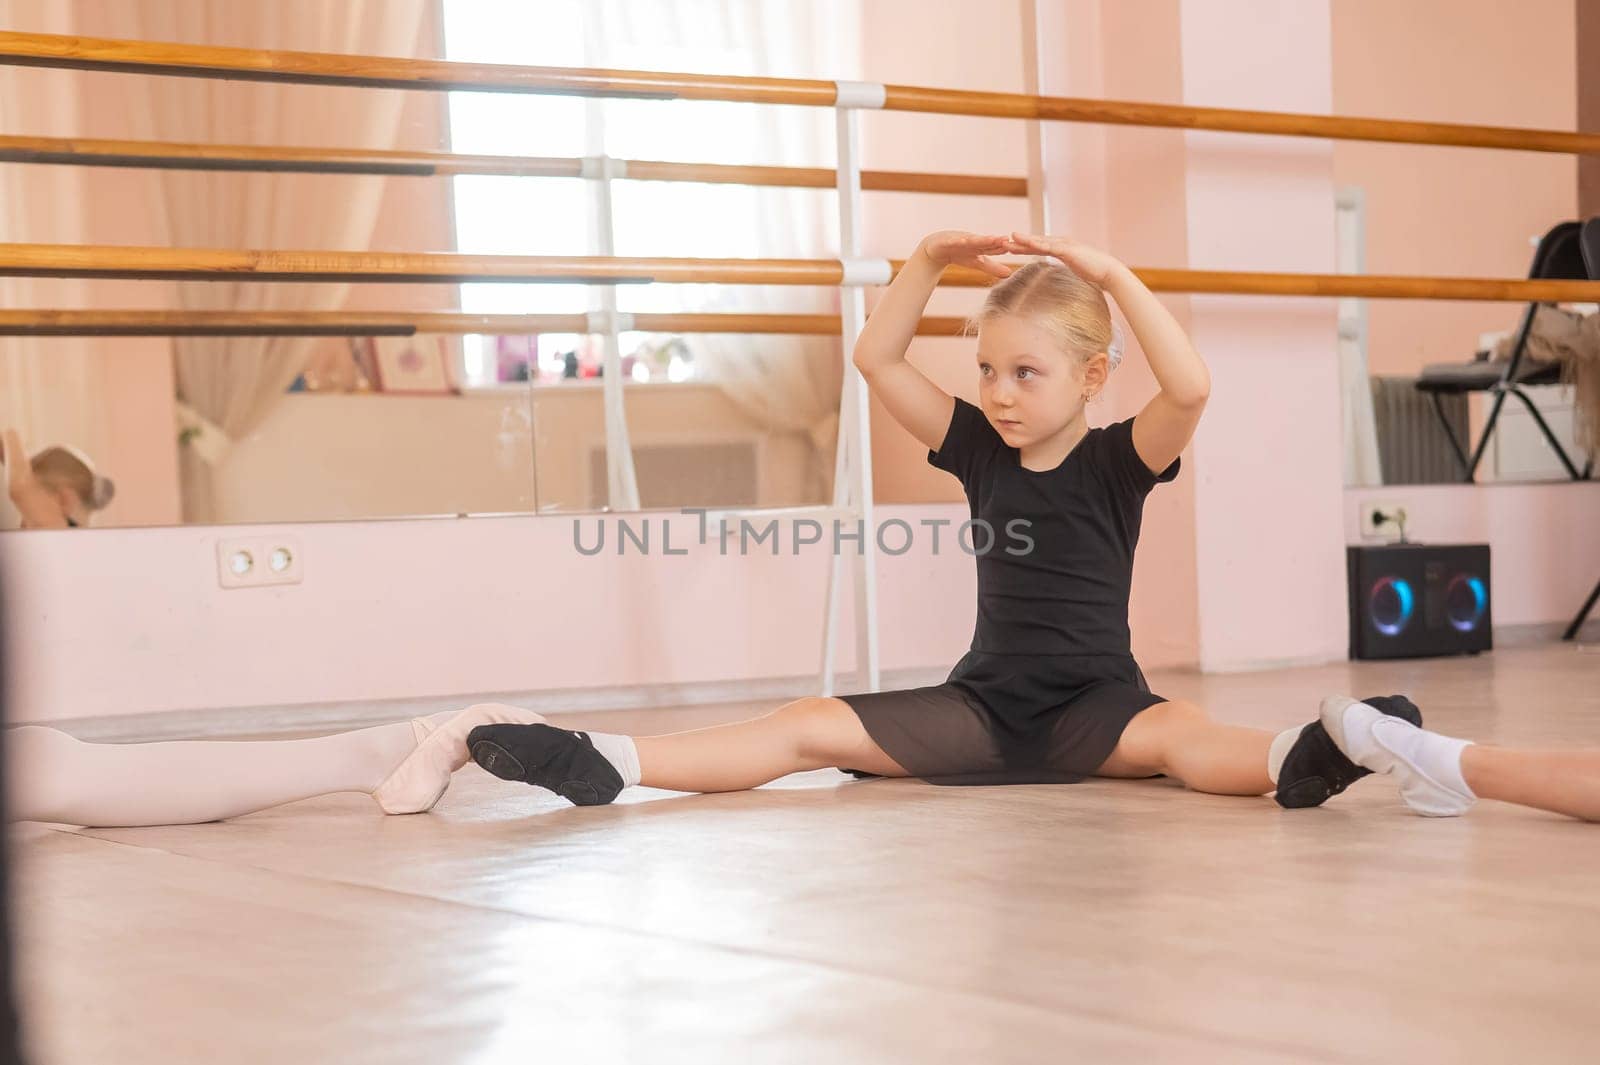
(584, 310), (637, 335)
(578, 156), (630, 181)
(832, 80), (887, 111)
(838, 259), (894, 287)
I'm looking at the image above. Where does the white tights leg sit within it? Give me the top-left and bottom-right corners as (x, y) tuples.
(5, 718), (439, 828)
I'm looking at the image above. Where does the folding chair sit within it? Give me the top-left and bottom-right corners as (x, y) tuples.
(1563, 217), (1600, 640)
(1415, 220), (1596, 483)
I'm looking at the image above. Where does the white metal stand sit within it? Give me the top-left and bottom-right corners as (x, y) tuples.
(818, 82), (888, 697)
(591, 154), (642, 512)
(581, 80), (890, 697)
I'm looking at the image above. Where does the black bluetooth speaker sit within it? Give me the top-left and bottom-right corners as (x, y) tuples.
(1347, 543), (1492, 660)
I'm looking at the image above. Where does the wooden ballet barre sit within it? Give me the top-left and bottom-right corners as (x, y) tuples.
(5, 244), (1600, 302)
(0, 309), (969, 338)
(1134, 269), (1600, 302)
(0, 243), (991, 286)
(4, 31), (1600, 155)
(0, 135), (1026, 197)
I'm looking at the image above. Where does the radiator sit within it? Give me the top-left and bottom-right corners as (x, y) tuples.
(589, 439), (761, 509)
(1370, 375), (1467, 484)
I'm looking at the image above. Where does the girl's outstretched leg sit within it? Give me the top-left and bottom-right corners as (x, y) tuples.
(468, 696), (910, 805)
(1095, 699), (1276, 796)
(6, 701), (547, 827)
(1098, 695), (1425, 807)
(6, 720), (424, 827)
(1458, 746), (1600, 822)
(1322, 695), (1600, 821)
(636, 696), (907, 792)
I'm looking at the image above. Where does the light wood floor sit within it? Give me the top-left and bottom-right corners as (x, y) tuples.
(12, 642), (1600, 1064)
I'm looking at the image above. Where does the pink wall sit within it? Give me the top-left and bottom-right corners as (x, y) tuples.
(1178, 0), (1348, 671)
(0, 507), (976, 723)
(1025, 0), (1204, 669)
(1330, 0), (1578, 376)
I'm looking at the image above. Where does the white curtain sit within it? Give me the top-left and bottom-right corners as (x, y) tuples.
(91, 0), (432, 521)
(587, 0), (858, 503)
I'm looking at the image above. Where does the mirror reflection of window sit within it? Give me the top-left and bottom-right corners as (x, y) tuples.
(442, 1), (853, 512)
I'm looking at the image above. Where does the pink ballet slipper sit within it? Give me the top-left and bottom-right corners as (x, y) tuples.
(372, 702), (548, 815)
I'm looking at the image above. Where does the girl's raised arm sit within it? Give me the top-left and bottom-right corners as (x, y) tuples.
(852, 232), (1013, 453)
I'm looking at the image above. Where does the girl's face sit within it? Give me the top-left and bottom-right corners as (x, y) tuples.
(975, 313), (1106, 446)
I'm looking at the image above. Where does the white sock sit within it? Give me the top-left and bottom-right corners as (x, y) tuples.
(586, 732), (641, 788)
(1266, 724), (1307, 785)
(1384, 723), (1477, 798)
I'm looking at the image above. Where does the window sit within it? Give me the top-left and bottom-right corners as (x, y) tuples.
(440, 0), (845, 387)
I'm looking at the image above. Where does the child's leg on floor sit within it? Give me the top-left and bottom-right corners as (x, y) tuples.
(468, 696), (910, 804)
(1095, 700), (1275, 796)
(6, 701), (549, 827)
(6, 719), (428, 827)
(635, 696), (908, 792)
(1459, 747), (1600, 822)
(1322, 696), (1600, 821)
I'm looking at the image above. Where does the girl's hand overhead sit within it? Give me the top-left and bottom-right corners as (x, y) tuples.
(919, 231), (1017, 279)
(1007, 232), (1125, 286)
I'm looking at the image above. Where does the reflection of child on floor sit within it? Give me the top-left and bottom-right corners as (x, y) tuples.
(1, 428), (115, 530)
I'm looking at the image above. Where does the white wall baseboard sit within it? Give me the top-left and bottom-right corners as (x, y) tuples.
(27, 620), (1597, 743)
(38, 665), (953, 743)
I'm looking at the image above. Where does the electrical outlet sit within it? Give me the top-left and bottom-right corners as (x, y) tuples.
(217, 536), (304, 589)
(1359, 500), (1409, 542)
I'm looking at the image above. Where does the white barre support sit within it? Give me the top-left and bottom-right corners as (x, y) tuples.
(1335, 185), (1382, 489)
(1019, 0), (1053, 234)
(576, 45), (641, 513)
(819, 103), (881, 699)
(579, 155), (630, 181)
(585, 310), (637, 335)
(839, 258), (893, 287)
(832, 80), (887, 110)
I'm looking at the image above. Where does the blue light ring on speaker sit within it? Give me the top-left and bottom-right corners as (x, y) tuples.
(1369, 576), (1415, 637)
(1446, 574), (1488, 633)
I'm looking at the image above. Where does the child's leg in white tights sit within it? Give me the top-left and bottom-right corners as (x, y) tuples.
(5, 719), (436, 827)
(5, 700), (549, 827)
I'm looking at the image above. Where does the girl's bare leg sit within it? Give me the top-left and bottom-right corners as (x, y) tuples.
(634, 696), (909, 793)
(1457, 746), (1600, 821)
(1095, 700), (1275, 796)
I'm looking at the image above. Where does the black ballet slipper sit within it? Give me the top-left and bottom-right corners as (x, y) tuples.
(1274, 694), (1423, 809)
(468, 724), (624, 807)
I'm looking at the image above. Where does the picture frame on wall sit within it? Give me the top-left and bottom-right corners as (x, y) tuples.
(358, 334), (460, 394)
